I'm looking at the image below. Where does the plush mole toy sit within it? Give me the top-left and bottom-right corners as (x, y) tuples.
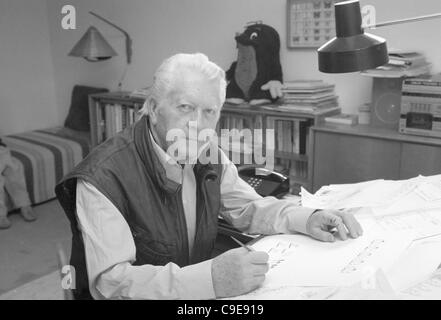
(226, 23), (283, 106)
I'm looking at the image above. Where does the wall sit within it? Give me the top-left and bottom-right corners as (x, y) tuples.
(46, 0), (441, 124)
(0, 0), (58, 135)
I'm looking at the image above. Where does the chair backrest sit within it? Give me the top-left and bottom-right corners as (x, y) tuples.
(56, 243), (75, 300)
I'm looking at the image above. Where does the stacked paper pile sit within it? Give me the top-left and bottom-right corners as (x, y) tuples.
(227, 174), (441, 300)
(299, 174), (441, 299)
(278, 80), (339, 113)
(361, 49), (431, 78)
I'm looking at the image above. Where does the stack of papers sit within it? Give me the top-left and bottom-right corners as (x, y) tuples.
(301, 175), (441, 213)
(226, 175), (441, 300)
(277, 80), (339, 113)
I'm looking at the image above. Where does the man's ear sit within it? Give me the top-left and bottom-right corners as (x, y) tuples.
(147, 97), (159, 125)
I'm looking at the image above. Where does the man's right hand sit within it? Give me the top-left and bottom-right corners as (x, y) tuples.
(211, 247), (269, 298)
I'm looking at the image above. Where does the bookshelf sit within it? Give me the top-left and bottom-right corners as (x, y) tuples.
(218, 103), (340, 193)
(88, 92), (340, 193)
(88, 91), (146, 147)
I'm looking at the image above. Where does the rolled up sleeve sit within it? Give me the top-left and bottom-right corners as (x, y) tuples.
(218, 151), (315, 235)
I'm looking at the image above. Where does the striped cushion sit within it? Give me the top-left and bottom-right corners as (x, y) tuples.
(3, 127), (90, 208)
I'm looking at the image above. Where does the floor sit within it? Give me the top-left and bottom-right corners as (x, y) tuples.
(0, 270), (63, 300)
(0, 199), (71, 296)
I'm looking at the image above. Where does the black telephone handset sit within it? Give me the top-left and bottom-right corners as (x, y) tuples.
(238, 166), (290, 199)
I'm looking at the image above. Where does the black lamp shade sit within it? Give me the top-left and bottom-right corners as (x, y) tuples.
(318, 0), (389, 73)
(69, 26), (118, 62)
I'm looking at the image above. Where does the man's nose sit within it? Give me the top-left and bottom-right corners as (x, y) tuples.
(189, 109), (206, 126)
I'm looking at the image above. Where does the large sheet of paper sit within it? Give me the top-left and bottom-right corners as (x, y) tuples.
(372, 208), (441, 240)
(386, 234), (441, 292)
(401, 268), (441, 299)
(223, 286), (339, 300)
(247, 229), (413, 288)
(301, 175), (441, 216)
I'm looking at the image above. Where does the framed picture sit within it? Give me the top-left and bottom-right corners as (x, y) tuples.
(287, 0), (336, 48)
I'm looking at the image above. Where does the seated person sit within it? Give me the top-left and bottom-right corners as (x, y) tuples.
(55, 53), (363, 299)
(0, 138), (36, 229)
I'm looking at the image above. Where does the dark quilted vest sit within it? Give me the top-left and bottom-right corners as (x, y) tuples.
(55, 116), (222, 299)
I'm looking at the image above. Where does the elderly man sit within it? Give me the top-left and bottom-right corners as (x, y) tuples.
(56, 53), (363, 300)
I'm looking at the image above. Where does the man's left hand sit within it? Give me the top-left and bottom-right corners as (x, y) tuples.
(306, 209), (363, 242)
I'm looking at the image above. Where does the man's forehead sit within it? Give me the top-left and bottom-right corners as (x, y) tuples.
(168, 76), (222, 108)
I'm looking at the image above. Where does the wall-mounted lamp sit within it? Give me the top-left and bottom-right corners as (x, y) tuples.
(318, 0), (441, 73)
(68, 11), (132, 64)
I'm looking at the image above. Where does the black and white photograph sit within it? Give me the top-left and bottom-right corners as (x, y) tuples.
(1, 0), (441, 305)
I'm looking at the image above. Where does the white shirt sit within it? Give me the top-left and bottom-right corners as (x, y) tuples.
(75, 136), (315, 299)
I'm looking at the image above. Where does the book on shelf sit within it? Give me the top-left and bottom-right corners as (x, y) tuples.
(283, 80), (335, 91)
(262, 104), (339, 114)
(325, 113), (359, 125)
(361, 50), (431, 78)
(276, 79), (339, 114)
(283, 91), (336, 100)
(387, 50), (427, 68)
(266, 117), (310, 155)
(361, 63), (432, 78)
(100, 103), (143, 141)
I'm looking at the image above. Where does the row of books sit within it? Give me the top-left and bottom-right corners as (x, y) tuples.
(219, 114), (310, 155)
(102, 104), (141, 141)
(269, 118), (309, 155)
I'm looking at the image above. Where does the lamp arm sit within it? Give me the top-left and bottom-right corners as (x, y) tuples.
(364, 12), (441, 29)
(89, 11), (132, 64)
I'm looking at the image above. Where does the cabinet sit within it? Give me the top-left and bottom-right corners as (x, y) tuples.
(310, 123), (441, 192)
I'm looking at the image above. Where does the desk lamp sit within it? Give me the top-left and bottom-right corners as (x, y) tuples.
(318, 0), (441, 73)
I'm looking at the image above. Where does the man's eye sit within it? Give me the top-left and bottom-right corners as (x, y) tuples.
(178, 104), (193, 112)
(205, 109), (216, 115)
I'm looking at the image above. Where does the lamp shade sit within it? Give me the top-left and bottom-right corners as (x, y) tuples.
(318, 0), (389, 73)
(68, 26), (118, 62)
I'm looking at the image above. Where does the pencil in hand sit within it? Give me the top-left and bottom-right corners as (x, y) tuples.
(230, 236), (255, 252)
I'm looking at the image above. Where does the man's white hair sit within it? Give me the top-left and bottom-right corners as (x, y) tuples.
(140, 53), (226, 116)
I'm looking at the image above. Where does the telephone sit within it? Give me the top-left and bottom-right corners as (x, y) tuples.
(216, 166), (290, 246)
(238, 166), (290, 199)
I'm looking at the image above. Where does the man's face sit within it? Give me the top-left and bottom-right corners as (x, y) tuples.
(150, 69), (223, 161)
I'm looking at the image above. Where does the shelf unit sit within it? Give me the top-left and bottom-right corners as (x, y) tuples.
(219, 103), (340, 193)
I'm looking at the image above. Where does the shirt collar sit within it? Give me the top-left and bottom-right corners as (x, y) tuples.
(149, 129), (183, 184)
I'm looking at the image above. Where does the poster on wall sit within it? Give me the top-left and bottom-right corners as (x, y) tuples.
(287, 0), (336, 48)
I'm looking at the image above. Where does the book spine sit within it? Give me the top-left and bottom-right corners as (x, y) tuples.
(277, 120), (283, 154)
(299, 121), (308, 155)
